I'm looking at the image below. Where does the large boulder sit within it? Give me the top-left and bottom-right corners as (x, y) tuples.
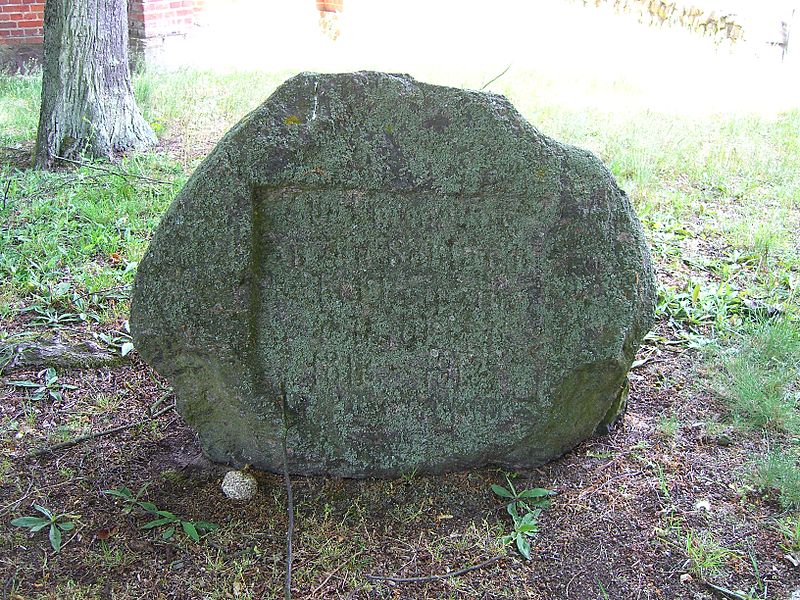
(131, 71), (656, 477)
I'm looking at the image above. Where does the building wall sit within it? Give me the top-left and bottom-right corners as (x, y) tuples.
(0, 0), (202, 70)
(0, 0), (44, 45)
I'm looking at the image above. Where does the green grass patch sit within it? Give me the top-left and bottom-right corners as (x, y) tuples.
(0, 71), (40, 146)
(1, 153), (184, 323)
(710, 319), (800, 508)
(715, 320), (800, 433)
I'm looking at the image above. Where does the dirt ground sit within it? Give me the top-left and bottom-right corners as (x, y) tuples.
(1, 320), (797, 599)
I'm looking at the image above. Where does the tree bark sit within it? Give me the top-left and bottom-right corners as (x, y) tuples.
(34, 0), (156, 168)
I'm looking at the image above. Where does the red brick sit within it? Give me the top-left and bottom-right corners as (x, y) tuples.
(0, 11), (23, 19)
(0, 0), (25, 5)
(6, 35), (42, 43)
(17, 19), (41, 27)
(0, 20), (17, 28)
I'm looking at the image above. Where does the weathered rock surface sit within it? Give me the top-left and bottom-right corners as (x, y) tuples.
(131, 71), (656, 477)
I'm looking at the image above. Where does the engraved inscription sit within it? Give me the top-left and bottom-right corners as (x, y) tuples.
(252, 187), (543, 449)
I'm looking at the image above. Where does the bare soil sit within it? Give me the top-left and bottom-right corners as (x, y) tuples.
(2, 324), (798, 599)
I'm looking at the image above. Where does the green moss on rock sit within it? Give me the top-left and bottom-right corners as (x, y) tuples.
(131, 71), (656, 477)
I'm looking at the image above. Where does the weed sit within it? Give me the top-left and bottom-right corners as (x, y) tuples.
(656, 279), (760, 335)
(715, 320), (800, 433)
(753, 450), (800, 510)
(684, 530), (736, 578)
(597, 580), (611, 599)
(492, 477), (554, 560)
(774, 514), (800, 553)
(11, 504), (79, 552)
(6, 367), (78, 402)
(97, 320), (134, 356)
(104, 486), (218, 542)
(657, 413), (681, 439)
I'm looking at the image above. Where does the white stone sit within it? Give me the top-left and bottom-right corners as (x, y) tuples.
(221, 470), (258, 501)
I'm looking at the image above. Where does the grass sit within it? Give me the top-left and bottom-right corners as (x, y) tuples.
(704, 319), (800, 508)
(684, 530), (737, 579)
(717, 320), (800, 433)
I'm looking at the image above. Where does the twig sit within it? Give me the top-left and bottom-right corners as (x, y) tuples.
(77, 283), (131, 299)
(480, 64), (512, 90)
(52, 154), (174, 185)
(704, 582), (751, 600)
(1, 144), (30, 154)
(280, 384), (295, 600)
(365, 556), (505, 584)
(2, 179), (10, 210)
(306, 550), (366, 598)
(24, 403), (175, 459)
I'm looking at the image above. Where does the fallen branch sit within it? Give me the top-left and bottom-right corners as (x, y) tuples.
(24, 403), (175, 459)
(306, 549), (366, 598)
(280, 384), (295, 600)
(365, 556), (505, 584)
(2, 337), (123, 374)
(52, 154), (174, 185)
(76, 283), (131, 299)
(480, 64), (512, 91)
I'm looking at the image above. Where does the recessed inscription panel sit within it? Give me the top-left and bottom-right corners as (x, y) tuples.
(133, 73), (656, 477)
(252, 187), (542, 467)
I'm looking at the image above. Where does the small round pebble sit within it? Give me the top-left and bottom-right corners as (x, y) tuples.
(221, 470), (258, 500)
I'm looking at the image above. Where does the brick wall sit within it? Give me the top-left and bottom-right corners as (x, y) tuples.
(129, 0), (199, 42)
(0, 0), (202, 70)
(0, 0), (44, 46)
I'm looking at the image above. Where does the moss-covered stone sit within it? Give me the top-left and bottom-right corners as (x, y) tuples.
(131, 71), (656, 477)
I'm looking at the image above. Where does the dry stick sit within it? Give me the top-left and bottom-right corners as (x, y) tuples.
(280, 384), (295, 600)
(52, 154), (174, 185)
(480, 64), (512, 90)
(24, 404), (175, 459)
(306, 550), (367, 599)
(76, 283), (131, 299)
(365, 556), (505, 584)
(2, 179), (10, 210)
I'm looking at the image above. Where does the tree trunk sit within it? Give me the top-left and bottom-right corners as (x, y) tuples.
(34, 0), (156, 168)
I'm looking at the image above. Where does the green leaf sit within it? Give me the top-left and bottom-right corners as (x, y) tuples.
(156, 510), (176, 519)
(11, 516), (49, 529)
(6, 380), (41, 388)
(138, 501), (159, 513)
(182, 521), (200, 542)
(120, 342), (134, 357)
(34, 505), (53, 519)
(50, 390), (63, 402)
(517, 488), (555, 499)
(103, 487), (132, 499)
(194, 521), (218, 532)
(31, 389), (47, 401)
(60, 384), (79, 390)
(516, 535), (531, 560)
(31, 521), (52, 532)
(491, 484), (514, 498)
(45, 368), (57, 386)
(506, 503), (520, 519)
(58, 521), (75, 531)
(517, 523), (540, 535)
(49, 524), (62, 552)
(162, 526), (175, 540)
(142, 518), (174, 529)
